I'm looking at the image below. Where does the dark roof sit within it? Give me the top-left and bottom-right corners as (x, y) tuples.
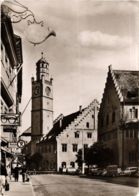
(21, 127), (31, 136)
(125, 121), (139, 129)
(40, 110), (83, 143)
(113, 70), (139, 103)
(36, 57), (49, 67)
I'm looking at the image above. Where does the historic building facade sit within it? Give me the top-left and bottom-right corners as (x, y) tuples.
(1, 10), (23, 167)
(98, 65), (139, 168)
(22, 52), (99, 171)
(36, 99), (99, 171)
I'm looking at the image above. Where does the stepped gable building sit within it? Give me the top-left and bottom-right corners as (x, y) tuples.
(98, 65), (139, 168)
(36, 99), (99, 171)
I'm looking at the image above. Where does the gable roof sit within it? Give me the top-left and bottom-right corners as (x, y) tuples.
(113, 69), (139, 103)
(40, 110), (84, 143)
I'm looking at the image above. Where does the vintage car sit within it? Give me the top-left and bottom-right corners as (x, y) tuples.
(123, 167), (138, 176)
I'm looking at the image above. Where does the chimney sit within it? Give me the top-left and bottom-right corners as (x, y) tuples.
(79, 105), (82, 112)
(59, 114), (64, 127)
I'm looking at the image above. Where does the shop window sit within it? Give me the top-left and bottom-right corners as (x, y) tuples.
(61, 162), (66, 168)
(70, 162), (75, 168)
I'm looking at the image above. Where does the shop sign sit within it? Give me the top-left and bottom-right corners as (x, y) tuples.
(17, 140), (25, 148)
(8, 142), (17, 148)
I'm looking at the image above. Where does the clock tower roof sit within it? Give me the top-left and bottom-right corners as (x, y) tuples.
(36, 52), (50, 81)
(36, 52), (49, 66)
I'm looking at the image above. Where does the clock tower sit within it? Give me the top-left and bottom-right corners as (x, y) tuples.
(31, 53), (53, 141)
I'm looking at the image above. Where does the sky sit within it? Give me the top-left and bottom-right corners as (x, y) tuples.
(3, 0), (139, 133)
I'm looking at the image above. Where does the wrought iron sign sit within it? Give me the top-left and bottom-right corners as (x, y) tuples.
(2, 0), (56, 46)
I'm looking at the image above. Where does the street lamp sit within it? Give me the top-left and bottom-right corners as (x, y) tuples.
(76, 130), (85, 175)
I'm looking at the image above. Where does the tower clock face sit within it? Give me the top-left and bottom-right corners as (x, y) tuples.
(33, 86), (40, 96)
(45, 86), (51, 96)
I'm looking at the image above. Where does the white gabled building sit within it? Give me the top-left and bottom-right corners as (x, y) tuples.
(37, 99), (99, 171)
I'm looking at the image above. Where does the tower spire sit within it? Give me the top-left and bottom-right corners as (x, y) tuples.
(36, 52), (49, 81)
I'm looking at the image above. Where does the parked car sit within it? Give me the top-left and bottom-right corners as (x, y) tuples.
(123, 167), (138, 176)
(90, 165), (98, 175)
(105, 165), (122, 177)
(96, 168), (104, 176)
(66, 167), (77, 174)
(101, 169), (107, 176)
(134, 169), (139, 177)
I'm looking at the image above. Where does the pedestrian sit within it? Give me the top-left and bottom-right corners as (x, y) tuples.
(6, 165), (11, 180)
(21, 166), (26, 182)
(26, 170), (30, 182)
(0, 162), (8, 196)
(14, 165), (19, 182)
(33, 169), (36, 175)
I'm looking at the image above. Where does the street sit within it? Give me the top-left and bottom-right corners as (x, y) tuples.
(31, 174), (139, 196)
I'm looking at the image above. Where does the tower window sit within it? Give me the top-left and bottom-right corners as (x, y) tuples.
(62, 144), (67, 152)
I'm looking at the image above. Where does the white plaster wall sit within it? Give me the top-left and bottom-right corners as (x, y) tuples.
(56, 101), (99, 171)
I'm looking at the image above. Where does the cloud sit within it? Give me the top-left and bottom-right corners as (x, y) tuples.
(78, 1), (138, 16)
(78, 31), (132, 50)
